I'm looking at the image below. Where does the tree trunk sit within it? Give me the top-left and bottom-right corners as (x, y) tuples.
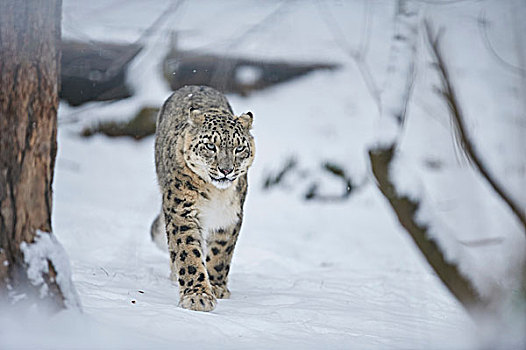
(0, 0), (78, 310)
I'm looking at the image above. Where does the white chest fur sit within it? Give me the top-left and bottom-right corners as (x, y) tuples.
(198, 186), (240, 233)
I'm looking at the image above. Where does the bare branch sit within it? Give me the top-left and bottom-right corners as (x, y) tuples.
(316, 0), (381, 108)
(190, 1), (290, 53)
(108, 0), (186, 76)
(425, 20), (526, 235)
(138, 0), (186, 43)
(358, 0), (373, 60)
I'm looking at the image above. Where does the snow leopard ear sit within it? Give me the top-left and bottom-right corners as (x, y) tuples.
(238, 111), (253, 129)
(188, 107), (205, 125)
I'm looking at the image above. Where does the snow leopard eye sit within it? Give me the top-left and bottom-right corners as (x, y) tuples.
(235, 146), (245, 153)
(205, 143), (216, 151)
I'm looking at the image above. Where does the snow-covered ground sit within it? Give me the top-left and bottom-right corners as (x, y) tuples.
(2, 0), (525, 348)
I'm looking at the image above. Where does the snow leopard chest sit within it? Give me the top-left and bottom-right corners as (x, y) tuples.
(198, 188), (240, 233)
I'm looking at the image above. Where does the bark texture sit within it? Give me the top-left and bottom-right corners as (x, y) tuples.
(0, 0), (63, 307)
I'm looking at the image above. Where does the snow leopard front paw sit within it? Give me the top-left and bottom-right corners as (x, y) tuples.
(211, 284), (230, 299)
(179, 292), (217, 312)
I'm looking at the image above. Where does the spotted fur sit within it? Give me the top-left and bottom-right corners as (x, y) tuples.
(151, 86), (255, 312)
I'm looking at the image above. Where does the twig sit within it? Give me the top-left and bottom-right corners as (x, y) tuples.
(105, 0), (186, 79)
(358, 0), (373, 60)
(458, 237), (504, 247)
(208, 1), (290, 88)
(425, 20), (526, 235)
(138, 0), (185, 43)
(100, 267), (110, 277)
(316, 0), (381, 109)
(477, 9), (525, 75)
(188, 0), (290, 53)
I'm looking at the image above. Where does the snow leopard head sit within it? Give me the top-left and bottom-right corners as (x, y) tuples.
(184, 108), (255, 189)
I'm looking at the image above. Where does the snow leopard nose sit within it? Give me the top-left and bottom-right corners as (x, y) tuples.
(218, 166), (233, 176)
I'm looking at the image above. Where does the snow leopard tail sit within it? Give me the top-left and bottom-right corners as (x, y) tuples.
(150, 213), (168, 252)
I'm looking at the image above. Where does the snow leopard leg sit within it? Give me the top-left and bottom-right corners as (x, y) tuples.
(205, 219), (242, 299)
(162, 184), (216, 312)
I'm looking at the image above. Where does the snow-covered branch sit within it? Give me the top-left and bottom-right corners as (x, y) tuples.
(372, 0), (419, 147)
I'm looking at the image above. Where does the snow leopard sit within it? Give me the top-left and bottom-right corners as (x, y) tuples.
(150, 85), (255, 311)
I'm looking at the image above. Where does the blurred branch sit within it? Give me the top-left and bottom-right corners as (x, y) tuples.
(189, 1), (290, 53)
(304, 162), (355, 202)
(425, 20), (526, 235)
(60, 0), (186, 107)
(110, 0), (185, 77)
(138, 0), (186, 43)
(458, 237), (504, 247)
(413, 0), (480, 4)
(263, 158), (297, 190)
(316, 0), (381, 109)
(477, 9), (526, 75)
(262, 159), (364, 202)
(358, 0), (373, 62)
(208, 1), (290, 88)
(73, 0), (186, 81)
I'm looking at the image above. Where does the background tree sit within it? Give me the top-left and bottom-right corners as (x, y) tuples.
(0, 0), (79, 310)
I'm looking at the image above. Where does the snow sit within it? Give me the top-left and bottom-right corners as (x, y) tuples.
(235, 65), (263, 86)
(19, 230), (82, 310)
(2, 0), (525, 348)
